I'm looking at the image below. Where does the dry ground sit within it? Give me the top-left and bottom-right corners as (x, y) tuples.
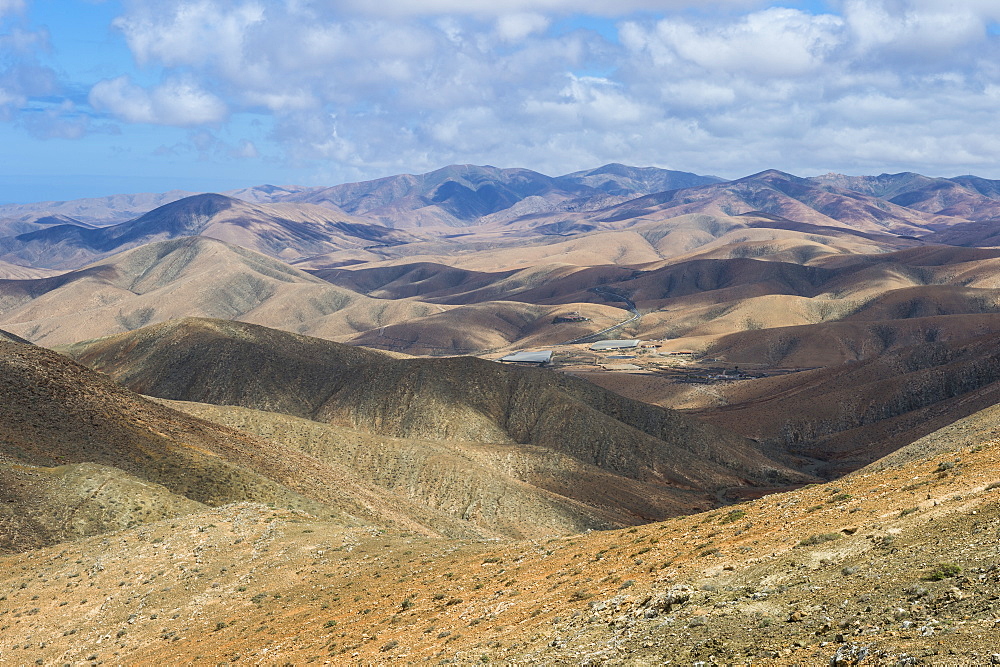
(3, 399), (1000, 665)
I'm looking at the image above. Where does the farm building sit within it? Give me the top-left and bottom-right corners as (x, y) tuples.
(590, 340), (641, 351)
(498, 350), (553, 365)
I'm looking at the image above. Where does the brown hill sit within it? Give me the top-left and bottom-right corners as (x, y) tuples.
(62, 318), (813, 496)
(0, 339), (499, 549)
(515, 170), (963, 236)
(0, 236), (439, 346)
(809, 171), (1000, 220)
(0, 193), (419, 270)
(161, 399), (725, 536)
(4, 389), (1000, 663)
(687, 328), (1000, 477)
(0, 189), (195, 226)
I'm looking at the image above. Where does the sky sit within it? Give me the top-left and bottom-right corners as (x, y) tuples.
(2, 0), (1000, 203)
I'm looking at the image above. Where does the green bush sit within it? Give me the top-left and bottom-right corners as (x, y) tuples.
(798, 533), (840, 547)
(924, 563), (961, 581)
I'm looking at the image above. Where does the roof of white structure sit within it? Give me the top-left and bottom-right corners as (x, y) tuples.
(589, 340), (641, 350)
(499, 350), (553, 363)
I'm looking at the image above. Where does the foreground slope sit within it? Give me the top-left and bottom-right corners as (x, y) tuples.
(63, 318), (813, 501)
(0, 339), (495, 549)
(4, 392), (999, 664)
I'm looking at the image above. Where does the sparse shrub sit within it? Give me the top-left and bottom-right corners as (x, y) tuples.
(570, 589), (593, 601)
(986, 481), (1000, 491)
(900, 507), (919, 517)
(924, 563), (961, 581)
(798, 533), (840, 547)
(400, 597), (414, 611)
(214, 621), (227, 631)
(936, 461), (956, 473)
(324, 620), (337, 628)
(841, 566), (857, 576)
(482, 556), (501, 564)
(718, 509), (746, 524)
(828, 493), (852, 503)
(380, 640), (398, 652)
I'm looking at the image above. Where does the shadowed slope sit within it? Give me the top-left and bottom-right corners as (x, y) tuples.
(163, 400), (724, 535)
(0, 340), (495, 549)
(64, 318), (813, 497)
(689, 329), (1000, 477)
(0, 193), (418, 270)
(6, 383), (1000, 663)
(0, 236), (436, 346)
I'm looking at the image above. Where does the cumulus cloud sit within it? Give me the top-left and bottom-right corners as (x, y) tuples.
(632, 9), (843, 77)
(71, 0), (1000, 180)
(332, 0), (766, 17)
(496, 13), (550, 42)
(89, 76), (228, 126)
(0, 0), (25, 18)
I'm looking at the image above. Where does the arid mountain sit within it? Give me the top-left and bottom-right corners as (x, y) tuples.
(556, 162), (725, 196)
(0, 189), (196, 226)
(0, 212), (93, 240)
(0, 339), (502, 552)
(4, 383), (999, 663)
(0, 236), (443, 346)
(592, 169), (965, 234)
(809, 171), (1000, 220)
(679, 328), (1000, 477)
(8, 165), (1000, 663)
(62, 318), (813, 499)
(256, 163), (722, 229)
(0, 193), (419, 270)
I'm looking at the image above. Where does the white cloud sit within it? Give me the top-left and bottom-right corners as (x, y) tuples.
(629, 9), (844, 78)
(89, 76), (227, 126)
(495, 13), (549, 42)
(843, 0), (987, 60)
(332, 0), (767, 17)
(0, 0), (25, 18)
(71, 0), (1000, 182)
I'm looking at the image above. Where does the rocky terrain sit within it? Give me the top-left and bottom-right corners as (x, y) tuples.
(2, 393), (998, 664)
(4, 163), (1000, 663)
(61, 318), (813, 523)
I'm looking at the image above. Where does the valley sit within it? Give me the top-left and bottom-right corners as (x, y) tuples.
(3, 163), (1000, 663)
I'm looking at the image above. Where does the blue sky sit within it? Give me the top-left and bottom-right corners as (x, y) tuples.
(2, 0), (1000, 203)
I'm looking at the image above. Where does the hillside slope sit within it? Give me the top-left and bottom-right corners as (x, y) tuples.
(0, 340), (493, 549)
(0, 193), (418, 270)
(4, 385), (1000, 663)
(63, 318), (813, 496)
(0, 236), (439, 346)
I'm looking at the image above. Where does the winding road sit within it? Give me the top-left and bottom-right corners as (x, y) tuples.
(558, 287), (641, 345)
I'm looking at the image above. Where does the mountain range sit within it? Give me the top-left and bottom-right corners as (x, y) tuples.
(5, 162), (1000, 662)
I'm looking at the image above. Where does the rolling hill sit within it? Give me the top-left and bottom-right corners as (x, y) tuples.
(61, 318), (814, 503)
(4, 373), (999, 663)
(0, 337), (501, 551)
(0, 193), (419, 270)
(0, 236), (443, 346)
